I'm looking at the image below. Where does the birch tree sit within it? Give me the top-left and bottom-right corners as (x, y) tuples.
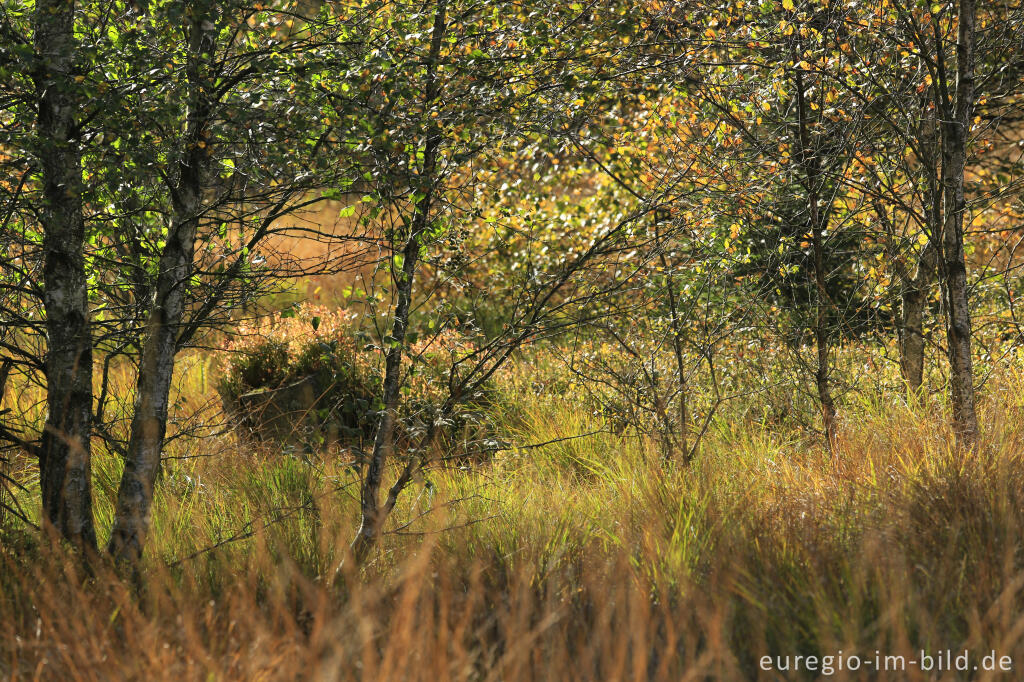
(32, 0), (96, 548)
(106, 0), (349, 562)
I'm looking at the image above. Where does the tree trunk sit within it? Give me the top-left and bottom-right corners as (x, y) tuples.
(811, 214), (837, 450)
(352, 0), (447, 563)
(656, 221), (690, 462)
(794, 55), (837, 450)
(899, 244), (935, 392)
(352, 228), (423, 564)
(937, 0), (979, 446)
(107, 13), (210, 563)
(34, 0), (96, 549)
(900, 285), (927, 391)
(107, 196), (200, 562)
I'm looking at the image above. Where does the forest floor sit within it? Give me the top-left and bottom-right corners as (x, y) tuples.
(4, 344), (1024, 681)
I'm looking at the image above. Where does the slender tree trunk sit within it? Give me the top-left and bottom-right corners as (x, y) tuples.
(937, 0), (979, 446)
(794, 57), (837, 450)
(352, 227), (423, 563)
(899, 244), (935, 392)
(107, 13), (210, 563)
(352, 0), (447, 563)
(900, 284), (927, 390)
(34, 0), (96, 549)
(810, 211), (837, 449)
(656, 221), (689, 461)
(898, 105), (942, 394)
(107, 197), (200, 562)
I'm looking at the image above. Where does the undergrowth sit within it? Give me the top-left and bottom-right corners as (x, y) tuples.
(4, 352), (1024, 680)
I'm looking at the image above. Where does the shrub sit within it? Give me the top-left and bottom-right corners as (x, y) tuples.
(217, 306), (381, 447)
(217, 304), (492, 455)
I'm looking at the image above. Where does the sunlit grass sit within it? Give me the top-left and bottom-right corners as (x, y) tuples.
(6, 342), (1024, 679)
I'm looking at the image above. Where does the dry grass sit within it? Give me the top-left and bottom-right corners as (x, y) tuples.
(5, 355), (1024, 680)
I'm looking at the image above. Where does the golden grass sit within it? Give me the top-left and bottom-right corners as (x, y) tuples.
(5, 352), (1024, 680)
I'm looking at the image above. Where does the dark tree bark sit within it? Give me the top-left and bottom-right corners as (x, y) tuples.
(663, 255), (691, 459)
(107, 12), (212, 563)
(33, 0), (96, 549)
(352, 0), (447, 564)
(873, 204), (935, 393)
(936, 0), (979, 446)
(898, 244), (936, 392)
(351, 216), (426, 563)
(794, 56), (837, 450)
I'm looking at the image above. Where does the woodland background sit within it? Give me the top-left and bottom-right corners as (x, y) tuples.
(3, 0), (1024, 678)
